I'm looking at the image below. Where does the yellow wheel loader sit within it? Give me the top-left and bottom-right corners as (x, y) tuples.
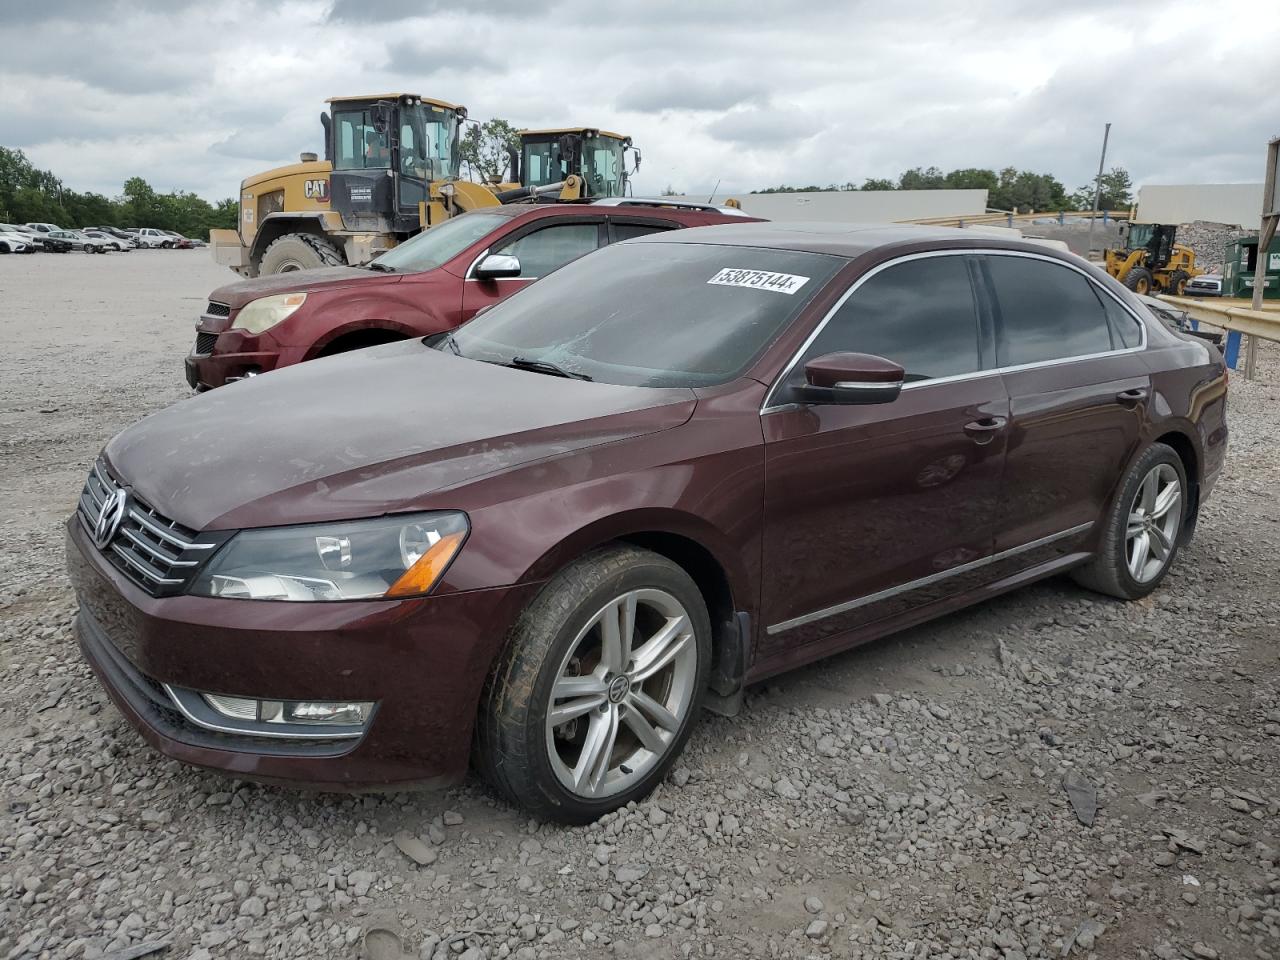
(506, 128), (640, 200)
(1104, 223), (1202, 296)
(210, 94), (581, 277)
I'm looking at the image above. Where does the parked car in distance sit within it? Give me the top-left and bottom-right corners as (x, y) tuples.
(1, 223), (47, 249)
(47, 230), (106, 253)
(186, 202), (755, 390)
(134, 227), (179, 248)
(89, 227), (140, 247)
(1185, 273), (1223, 297)
(24, 222), (63, 235)
(0, 227), (34, 253)
(70, 222), (1228, 821)
(82, 230), (132, 252)
(160, 230), (194, 249)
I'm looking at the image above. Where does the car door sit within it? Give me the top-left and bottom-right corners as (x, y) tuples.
(460, 219), (604, 321)
(978, 252), (1150, 554)
(759, 252), (1009, 657)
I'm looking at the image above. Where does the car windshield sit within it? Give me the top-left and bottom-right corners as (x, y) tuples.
(445, 241), (846, 387)
(370, 213), (508, 273)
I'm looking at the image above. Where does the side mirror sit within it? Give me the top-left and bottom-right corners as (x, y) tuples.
(796, 352), (904, 405)
(473, 253), (521, 281)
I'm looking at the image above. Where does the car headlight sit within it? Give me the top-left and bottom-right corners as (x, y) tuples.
(189, 511), (467, 601)
(231, 293), (308, 335)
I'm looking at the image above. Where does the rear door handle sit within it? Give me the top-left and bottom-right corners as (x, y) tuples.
(1116, 387), (1148, 407)
(963, 416), (1007, 444)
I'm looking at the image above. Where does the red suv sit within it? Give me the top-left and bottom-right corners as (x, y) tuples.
(185, 202), (753, 390)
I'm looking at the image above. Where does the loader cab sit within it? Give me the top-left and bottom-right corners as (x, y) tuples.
(516, 128), (637, 199)
(325, 94), (465, 234)
(1124, 222), (1177, 270)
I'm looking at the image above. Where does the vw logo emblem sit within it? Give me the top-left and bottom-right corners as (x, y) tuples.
(93, 489), (128, 549)
(607, 675), (630, 704)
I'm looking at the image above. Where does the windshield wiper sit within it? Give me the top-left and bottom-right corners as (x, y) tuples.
(366, 262), (395, 273)
(505, 356), (592, 381)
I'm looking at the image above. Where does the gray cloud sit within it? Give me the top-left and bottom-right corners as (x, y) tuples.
(385, 40), (501, 75)
(618, 74), (767, 113)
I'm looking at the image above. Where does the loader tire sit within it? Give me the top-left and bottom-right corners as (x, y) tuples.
(1123, 266), (1153, 296)
(258, 233), (345, 275)
(1166, 270), (1189, 297)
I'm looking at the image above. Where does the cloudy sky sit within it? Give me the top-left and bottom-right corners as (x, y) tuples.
(3, 0), (1276, 203)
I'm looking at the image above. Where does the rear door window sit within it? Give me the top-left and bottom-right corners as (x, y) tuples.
(611, 221), (677, 243)
(984, 256), (1116, 366)
(796, 254), (984, 382)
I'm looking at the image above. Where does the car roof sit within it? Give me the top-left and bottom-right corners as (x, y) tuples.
(629, 220), (1082, 260)
(472, 203), (758, 227)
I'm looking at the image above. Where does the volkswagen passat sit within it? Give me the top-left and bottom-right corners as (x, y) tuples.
(67, 223), (1228, 822)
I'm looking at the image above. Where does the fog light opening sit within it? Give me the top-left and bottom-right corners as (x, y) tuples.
(201, 693), (373, 727)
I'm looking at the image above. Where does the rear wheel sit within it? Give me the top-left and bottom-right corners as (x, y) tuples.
(476, 545), (710, 823)
(1123, 266), (1153, 295)
(1072, 443), (1187, 600)
(84, 244), (97, 254)
(258, 233), (345, 275)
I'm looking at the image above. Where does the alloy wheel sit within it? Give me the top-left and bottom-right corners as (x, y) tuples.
(1126, 462), (1182, 583)
(545, 588), (698, 799)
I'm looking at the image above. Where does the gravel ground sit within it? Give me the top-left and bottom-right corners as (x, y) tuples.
(1, 252), (1278, 960)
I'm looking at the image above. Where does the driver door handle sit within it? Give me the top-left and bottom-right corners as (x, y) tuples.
(963, 416), (1007, 444)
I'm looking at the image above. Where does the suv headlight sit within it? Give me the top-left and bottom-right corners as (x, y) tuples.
(231, 293), (308, 335)
(190, 512), (467, 601)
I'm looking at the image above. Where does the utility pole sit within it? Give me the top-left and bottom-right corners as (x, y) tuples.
(1244, 136), (1280, 378)
(1086, 122), (1111, 257)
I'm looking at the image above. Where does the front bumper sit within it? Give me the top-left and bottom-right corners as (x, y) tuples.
(66, 518), (539, 789)
(185, 328), (292, 389)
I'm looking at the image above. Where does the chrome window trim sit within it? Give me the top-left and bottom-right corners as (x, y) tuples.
(760, 248), (1149, 414)
(766, 521), (1093, 636)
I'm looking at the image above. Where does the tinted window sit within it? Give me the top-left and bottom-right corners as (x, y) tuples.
(371, 213), (508, 273)
(613, 222), (675, 242)
(800, 255), (981, 381)
(1100, 292), (1143, 347)
(986, 257), (1114, 366)
(334, 109), (389, 170)
(448, 241), (845, 387)
(494, 223), (599, 278)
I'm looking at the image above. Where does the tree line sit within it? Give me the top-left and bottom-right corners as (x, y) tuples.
(0, 147), (237, 238)
(752, 165), (1135, 213)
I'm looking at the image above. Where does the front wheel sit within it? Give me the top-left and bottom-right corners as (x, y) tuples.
(1072, 442), (1187, 600)
(1123, 266), (1153, 296)
(476, 545), (710, 823)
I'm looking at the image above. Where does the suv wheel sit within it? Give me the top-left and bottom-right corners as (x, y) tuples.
(477, 545), (710, 823)
(1072, 442), (1187, 600)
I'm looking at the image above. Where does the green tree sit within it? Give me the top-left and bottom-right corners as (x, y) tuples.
(942, 167), (999, 192)
(1072, 166), (1133, 212)
(460, 119), (520, 184)
(897, 166), (946, 190)
(860, 177), (895, 191)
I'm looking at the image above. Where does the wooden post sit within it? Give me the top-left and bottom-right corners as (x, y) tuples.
(1246, 137), (1280, 379)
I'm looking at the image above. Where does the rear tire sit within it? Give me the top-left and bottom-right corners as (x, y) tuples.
(1123, 267), (1153, 296)
(258, 233), (345, 275)
(1071, 442), (1187, 600)
(476, 545), (711, 823)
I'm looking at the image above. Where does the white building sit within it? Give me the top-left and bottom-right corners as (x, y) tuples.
(1135, 183), (1264, 227)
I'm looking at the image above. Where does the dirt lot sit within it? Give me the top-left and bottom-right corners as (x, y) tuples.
(1, 252), (1277, 960)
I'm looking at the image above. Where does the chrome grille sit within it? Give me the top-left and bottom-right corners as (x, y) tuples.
(77, 461), (224, 597)
(194, 331), (217, 355)
(206, 301), (231, 317)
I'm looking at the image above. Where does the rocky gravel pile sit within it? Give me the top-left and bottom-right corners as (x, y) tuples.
(1175, 222), (1248, 274)
(2, 255), (1278, 960)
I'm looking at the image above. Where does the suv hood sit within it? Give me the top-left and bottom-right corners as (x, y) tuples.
(209, 266), (399, 309)
(105, 340), (696, 531)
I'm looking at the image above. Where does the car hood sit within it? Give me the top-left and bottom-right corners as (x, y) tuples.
(209, 266), (400, 309)
(104, 340), (696, 531)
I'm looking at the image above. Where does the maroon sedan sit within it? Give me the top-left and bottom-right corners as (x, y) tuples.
(185, 202), (750, 390)
(69, 223), (1227, 822)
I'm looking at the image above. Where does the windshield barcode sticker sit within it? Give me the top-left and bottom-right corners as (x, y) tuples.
(707, 268), (810, 295)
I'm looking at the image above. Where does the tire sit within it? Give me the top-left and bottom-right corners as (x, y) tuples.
(1166, 270), (1189, 297)
(258, 233), (345, 275)
(160, 240), (172, 249)
(84, 244), (96, 254)
(1071, 442), (1188, 600)
(476, 544), (711, 823)
(1123, 266), (1153, 295)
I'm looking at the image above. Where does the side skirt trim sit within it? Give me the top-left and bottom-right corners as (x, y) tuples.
(765, 522), (1093, 636)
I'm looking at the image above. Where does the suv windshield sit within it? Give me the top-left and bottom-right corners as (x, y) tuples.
(446, 241), (846, 387)
(370, 213), (508, 273)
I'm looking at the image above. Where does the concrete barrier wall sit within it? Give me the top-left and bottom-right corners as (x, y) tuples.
(1136, 184), (1262, 228)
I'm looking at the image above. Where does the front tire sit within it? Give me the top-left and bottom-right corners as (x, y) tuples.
(477, 545), (710, 823)
(258, 233), (345, 275)
(1072, 442), (1187, 600)
(1123, 266), (1153, 295)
